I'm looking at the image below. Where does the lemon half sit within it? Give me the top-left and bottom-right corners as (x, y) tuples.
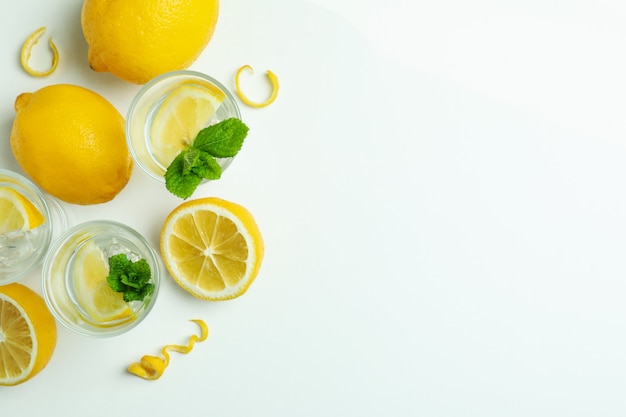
(0, 283), (57, 386)
(160, 197), (264, 300)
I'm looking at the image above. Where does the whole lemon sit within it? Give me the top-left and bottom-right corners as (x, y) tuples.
(10, 84), (133, 205)
(81, 0), (220, 84)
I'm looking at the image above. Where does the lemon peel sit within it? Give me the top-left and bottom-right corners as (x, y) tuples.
(20, 27), (59, 77)
(127, 319), (209, 380)
(235, 65), (279, 108)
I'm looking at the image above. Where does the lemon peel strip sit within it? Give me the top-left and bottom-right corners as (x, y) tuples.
(127, 319), (209, 380)
(235, 65), (279, 108)
(20, 27), (59, 77)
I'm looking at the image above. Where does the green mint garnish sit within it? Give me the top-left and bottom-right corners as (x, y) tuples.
(106, 253), (154, 302)
(165, 118), (249, 199)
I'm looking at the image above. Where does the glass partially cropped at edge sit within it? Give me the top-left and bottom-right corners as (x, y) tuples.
(42, 220), (160, 337)
(0, 169), (56, 285)
(126, 70), (241, 183)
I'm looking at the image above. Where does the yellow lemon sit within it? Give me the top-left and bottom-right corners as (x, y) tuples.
(150, 84), (225, 167)
(160, 197), (264, 300)
(81, 0), (220, 84)
(10, 84), (133, 205)
(0, 186), (44, 233)
(0, 283), (57, 386)
(73, 241), (134, 324)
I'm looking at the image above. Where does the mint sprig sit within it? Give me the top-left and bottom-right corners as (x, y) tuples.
(106, 253), (154, 303)
(164, 118), (249, 199)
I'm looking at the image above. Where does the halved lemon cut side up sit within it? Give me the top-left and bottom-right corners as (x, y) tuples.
(150, 84), (225, 168)
(160, 197), (264, 300)
(0, 283), (57, 386)
(20, 27), (59, 77)
(73, 240), (134, 325)
(0, 186), (44, 234)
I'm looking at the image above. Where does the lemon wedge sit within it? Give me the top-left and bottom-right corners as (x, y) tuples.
(73, 241), (134, 324)
(0, 186), (44, 234)
(150, 84), (225, 167)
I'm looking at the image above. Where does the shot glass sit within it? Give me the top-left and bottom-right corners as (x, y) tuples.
(126, 70), (241, 182)
(0, 169), (67, 285)
(42, 220), (160, 337)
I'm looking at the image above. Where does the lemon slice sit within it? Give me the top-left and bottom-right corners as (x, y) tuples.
(0, 186), (44, 234)
(73, 241), (133, 324)
(150, 84), (225, 167)
(160, 197), (264, 300)
(0, 283), (57, 386)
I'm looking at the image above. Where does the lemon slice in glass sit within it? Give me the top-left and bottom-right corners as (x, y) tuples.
(73, 240), (133, 324)
(150, 84), (225, 167)
(0, 186), (44, 234)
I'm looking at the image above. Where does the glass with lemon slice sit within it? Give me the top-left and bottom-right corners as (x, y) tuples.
(126, 70), (241, 183)
(0, 169), (61, 285)
(42, 220), (160, 337)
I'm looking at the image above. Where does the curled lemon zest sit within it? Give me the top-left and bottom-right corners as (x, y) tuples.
(20, 27), (59, 77)
(235, 65), (279, 108)
(127, 319), (209, 380)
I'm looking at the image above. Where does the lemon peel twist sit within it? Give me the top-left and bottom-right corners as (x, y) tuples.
(127, 319), (209, 380)
(20, 27), (59, 77)
(235, 65), (279, 108)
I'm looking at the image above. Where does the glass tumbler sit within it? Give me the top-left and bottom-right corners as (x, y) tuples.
(126, 70), (241, 183)
(0, 168), (67, 285)
(42, 220), (160, 337)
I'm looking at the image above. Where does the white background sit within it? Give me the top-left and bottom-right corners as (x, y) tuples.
(2, 0), (626, 415)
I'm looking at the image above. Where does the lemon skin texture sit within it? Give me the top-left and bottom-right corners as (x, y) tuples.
(10, 84), (132, 205)
(81, 0), (220, 84)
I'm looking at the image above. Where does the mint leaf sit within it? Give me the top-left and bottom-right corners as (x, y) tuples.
(165, 152), (204, 199)
(182, 148), (203, 175)
(164, 118), (249, 199)
(192, 151), (222, 180)
(165, 150), (222, 199)
(194, 118), (249, 157)
(106, 254), (154, 303)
